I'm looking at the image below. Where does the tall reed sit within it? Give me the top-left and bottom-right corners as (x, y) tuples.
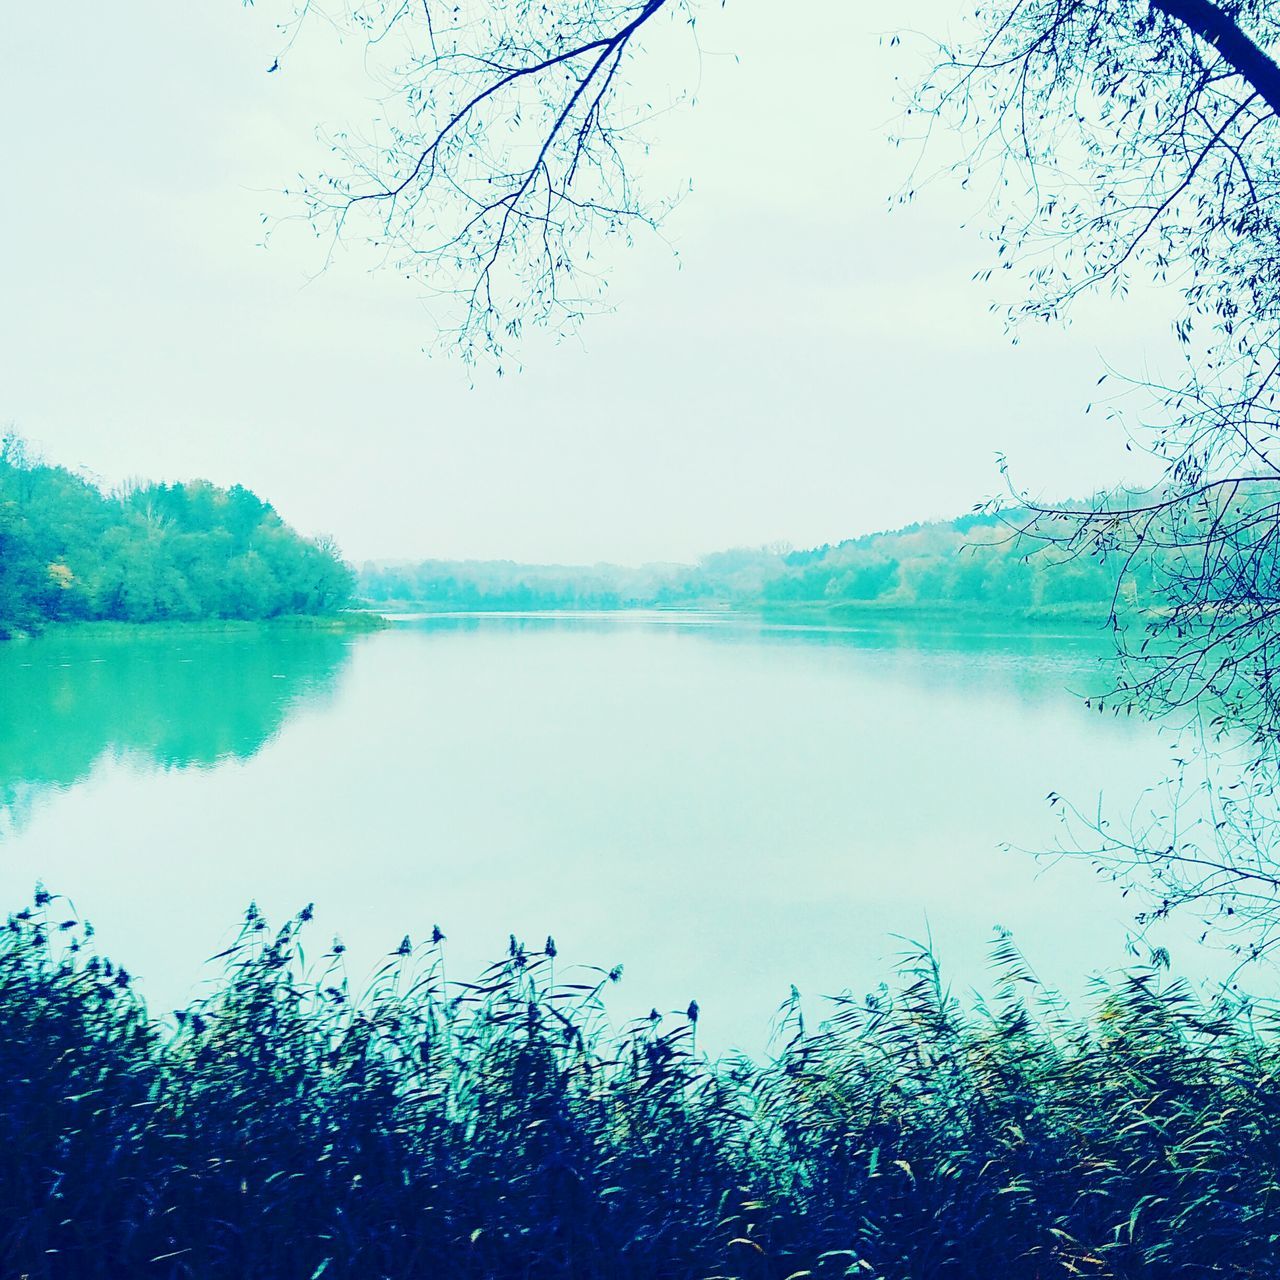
(2, 892), (1277, 1279)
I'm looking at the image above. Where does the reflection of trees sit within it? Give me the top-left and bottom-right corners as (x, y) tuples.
(0, 629), (353, 830)
(407, 611), (1116, 709)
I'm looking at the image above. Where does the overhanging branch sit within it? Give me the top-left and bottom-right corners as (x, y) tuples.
(1153, 0), (1280, 117)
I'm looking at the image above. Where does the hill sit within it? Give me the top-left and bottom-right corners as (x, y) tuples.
(0, 436), (355, 637)
(359, 509), (1145, 619)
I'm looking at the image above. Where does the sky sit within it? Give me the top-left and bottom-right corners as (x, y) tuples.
(1, 1), (1174, 565)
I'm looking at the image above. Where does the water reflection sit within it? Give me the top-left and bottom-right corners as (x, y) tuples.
(0, 628), (353, 832)
(0, 613), (1206, 1052)
(395, 609), (1120, 703)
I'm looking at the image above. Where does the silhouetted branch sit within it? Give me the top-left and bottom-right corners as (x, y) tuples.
(1153, 0), (1280, 116)
(278, 0), (690, 364)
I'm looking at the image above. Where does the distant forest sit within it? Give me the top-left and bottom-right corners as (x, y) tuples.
(3, 430), (1152, 632)
(360, 510), (1149, 619)
(0, 438), (355, 636)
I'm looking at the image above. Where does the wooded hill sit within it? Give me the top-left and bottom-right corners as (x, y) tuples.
(0, 438), (355, 637)
(360, 509), (1146, 619)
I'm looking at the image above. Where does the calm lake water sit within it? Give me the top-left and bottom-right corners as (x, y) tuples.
(0, 613), (1214, 1052)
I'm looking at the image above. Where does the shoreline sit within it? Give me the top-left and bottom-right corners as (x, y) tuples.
(2, 612), (390, 643)
(2, 602), (1118, 644)
(367, 599), (1117, 629)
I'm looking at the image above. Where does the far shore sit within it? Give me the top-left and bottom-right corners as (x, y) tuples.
(2, 601), (1121, 645)
(365, 598), (1116, 628)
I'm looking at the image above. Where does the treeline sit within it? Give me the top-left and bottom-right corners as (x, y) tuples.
(764, 511), (1150, 614)
(4, 896), (1278, 1279)
(361, 557), (713, 612)
(0, 437), (355, 636)
(360, 511), (1143, 618)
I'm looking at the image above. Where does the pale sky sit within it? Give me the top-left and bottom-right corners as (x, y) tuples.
(1, 2), (1173, 565)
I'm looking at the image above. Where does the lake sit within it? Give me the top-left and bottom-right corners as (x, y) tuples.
(0, 613), (1212, 1053)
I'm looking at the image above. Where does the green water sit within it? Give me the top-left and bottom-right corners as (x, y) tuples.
(0, 613), (1205, 1051)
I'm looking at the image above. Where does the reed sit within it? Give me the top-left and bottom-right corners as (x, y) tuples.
(2, 892), (1277, 1279)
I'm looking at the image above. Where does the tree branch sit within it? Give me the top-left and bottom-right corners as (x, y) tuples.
(1152, 0), (1280, 117)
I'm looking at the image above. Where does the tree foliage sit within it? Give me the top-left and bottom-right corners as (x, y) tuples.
(0, 436), (355, 636)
